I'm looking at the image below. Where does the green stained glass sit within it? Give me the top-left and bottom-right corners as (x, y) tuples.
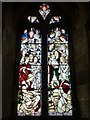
(48, 27), (72, 116)
(17, 3), (72, 117)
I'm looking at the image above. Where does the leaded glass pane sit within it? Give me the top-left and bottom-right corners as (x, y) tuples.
(49, 16), (61, 24)
(28, 16), (39, 23)
(48, 28), (68, 44)
(17, 28), (42, 116)
(39, 3), (50, 20)
(48, 43), (69, 65)
(48, 28), (72, 116)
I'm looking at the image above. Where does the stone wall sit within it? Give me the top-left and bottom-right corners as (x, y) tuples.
(87, 26), (90, 120)
(2, 3), (16, 118)
(72, 3), (89, 119)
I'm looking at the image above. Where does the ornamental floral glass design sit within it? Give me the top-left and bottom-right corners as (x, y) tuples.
(49, 16), (61, 24)
(17, 28), (42, 116)
(48, 27), (72, 116)
(39, 3), (50, 20)
(28, 16), (39, 23)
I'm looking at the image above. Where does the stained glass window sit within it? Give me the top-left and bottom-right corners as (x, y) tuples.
(48, 28), (72, 116)
(17, 3), (72, 117)
(17, 28), (42, 116)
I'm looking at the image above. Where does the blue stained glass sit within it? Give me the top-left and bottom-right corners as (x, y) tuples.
(17, 28), (42, 116)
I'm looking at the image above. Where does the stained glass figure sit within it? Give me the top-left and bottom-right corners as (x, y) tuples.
(48, 28), (68, 44)
(48, 27), (72, 116)
(48, 43), (69, 65)
(39, 3), (50, 20)
(49, 16), (61, 24)
(17, 28), (42, 116)
(28, 16), (39, 23)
